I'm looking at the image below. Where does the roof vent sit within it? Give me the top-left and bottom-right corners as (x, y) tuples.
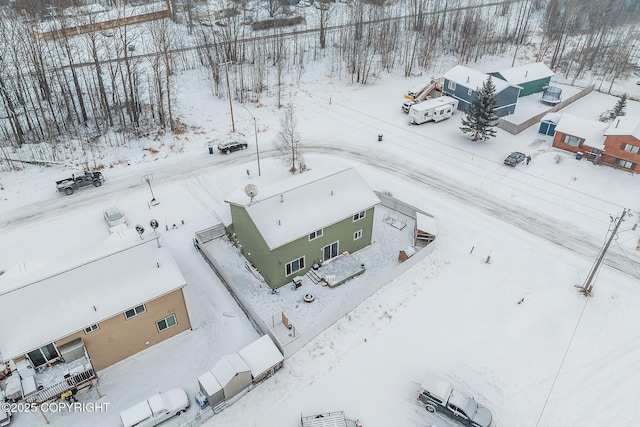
(466, 76), (470, 83)
(278, 220), (281, 226)
(525, 70), (528, 78)
(280, 194), (284, 203)
(615, 119), (620, 128)
(331, 190), (334, 196)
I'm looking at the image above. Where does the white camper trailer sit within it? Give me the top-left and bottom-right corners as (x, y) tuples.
(408, 97), (458, 125)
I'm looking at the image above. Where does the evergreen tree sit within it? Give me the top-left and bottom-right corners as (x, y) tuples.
(460, 76), (499, 142)
(610, 93), (627, 119)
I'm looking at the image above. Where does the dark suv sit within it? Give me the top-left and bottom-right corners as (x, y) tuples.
(218, 140), (248, 154)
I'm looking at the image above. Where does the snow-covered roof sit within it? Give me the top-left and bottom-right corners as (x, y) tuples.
(0, 230), (186, 361)
(225, 167), (380, 250)
(605, 116), (640, 139)
(416, 212), (438, 235)
(198, 370), (223, 396)
(494, 62), (555, 84)
(211, 354), (250, 387)
(541, 112), (563, 124)
(554, 114), (608, 149)
(238, 335), (283, 379)
(443, 65), (518, 94)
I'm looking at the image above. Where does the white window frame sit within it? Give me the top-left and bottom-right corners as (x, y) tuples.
(124, 304), (146, 319)
(309, 229), (323, 241)
(156, 314), (177, 332)
(618, 159), (634, 169)
(353, 211), (366, 222)
(354, 230), (362, 240)
(623, 143), (639, 154)
(285, 256), (305, 277)
(84, 324), (99, 334)
(448, 81), (456, 91)
(467, 88), (473, 96)
(563, 134), (582, 147)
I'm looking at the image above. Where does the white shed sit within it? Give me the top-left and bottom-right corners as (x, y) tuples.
(211, 354), (251, 400)
(197, 370), (224, 408)
(238, 335), (284, 383)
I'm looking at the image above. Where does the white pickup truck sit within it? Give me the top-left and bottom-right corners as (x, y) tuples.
(120, 388), (189, 427)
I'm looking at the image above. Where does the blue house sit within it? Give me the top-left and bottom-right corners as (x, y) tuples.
(442, 65), (521, 117)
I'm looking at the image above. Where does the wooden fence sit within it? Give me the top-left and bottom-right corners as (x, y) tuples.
(497, 85), (595, 135)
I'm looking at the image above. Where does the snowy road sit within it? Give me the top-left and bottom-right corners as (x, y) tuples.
(1, 144), (638, 284)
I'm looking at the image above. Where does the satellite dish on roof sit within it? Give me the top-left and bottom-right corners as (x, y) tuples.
(244, 184), (258, 203)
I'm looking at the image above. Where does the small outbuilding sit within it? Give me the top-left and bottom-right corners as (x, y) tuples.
(238, 335), (284, 384)
(197, 370), (224, 408)
(538, 112), (562, 136)
(210, 354), (252, 400)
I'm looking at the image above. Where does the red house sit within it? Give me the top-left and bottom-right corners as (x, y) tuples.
(552, 114), (640, 172)
(602, 117), (640, 172)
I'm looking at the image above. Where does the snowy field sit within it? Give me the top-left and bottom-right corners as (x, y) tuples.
(1, 53), (640, 427)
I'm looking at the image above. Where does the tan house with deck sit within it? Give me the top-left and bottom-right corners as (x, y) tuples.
(0, 230), (191, 372)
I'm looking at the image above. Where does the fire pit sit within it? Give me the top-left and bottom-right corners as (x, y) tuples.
(303, 293), (315, 303)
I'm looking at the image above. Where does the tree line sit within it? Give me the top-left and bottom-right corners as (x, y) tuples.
(0, 0), (638, 170)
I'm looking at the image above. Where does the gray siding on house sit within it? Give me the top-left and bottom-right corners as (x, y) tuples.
(442, 78), (519, 118)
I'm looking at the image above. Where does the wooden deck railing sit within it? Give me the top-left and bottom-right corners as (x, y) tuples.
(24, 368), (96, 404)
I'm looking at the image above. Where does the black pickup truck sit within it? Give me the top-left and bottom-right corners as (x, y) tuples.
(56, 171), (104, 195)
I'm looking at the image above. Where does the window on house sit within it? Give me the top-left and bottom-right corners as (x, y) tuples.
(27, 343), (60, 368)
(309, 229), (323, 240)
(354, 230), (362, 240)
(286, 257), (305, 276)
(448, 81), (456, 91)
(156, 314), (177, 332)
(353, 211), (365, 221)
(622, 143), (640, 154)
(563, 135), (582, 147)
(124, 304), (146, 319)
(467, 88), (473, 96)
(84, 324), (99, 334)
(618, 159), (635, 169)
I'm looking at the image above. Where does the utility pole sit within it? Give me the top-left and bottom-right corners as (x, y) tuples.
(580, 208), (628, 296)
(291, 136), (295, 174)
(221, 61), (235, 133)
(239, 105), (261, 176)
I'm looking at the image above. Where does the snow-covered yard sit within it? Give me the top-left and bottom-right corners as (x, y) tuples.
(1, 54), (640, 427)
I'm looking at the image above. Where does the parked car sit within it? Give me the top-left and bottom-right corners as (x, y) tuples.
(218, 139), (248, 155)
(120, 387), (189, 427)
(503, 151), (526, 166)
(104, 208), (128, 228)
(417, 372), (493, 427)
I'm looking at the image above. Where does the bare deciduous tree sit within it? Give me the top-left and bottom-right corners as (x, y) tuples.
(274, 103), (304, 174)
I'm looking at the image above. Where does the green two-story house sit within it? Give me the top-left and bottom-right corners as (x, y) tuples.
(224, 167), (380, 289)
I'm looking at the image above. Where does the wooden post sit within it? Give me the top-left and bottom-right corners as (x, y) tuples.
(38, 405), (50, 424)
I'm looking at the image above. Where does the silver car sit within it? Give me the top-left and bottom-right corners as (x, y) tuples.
(104, 208), (128, 228)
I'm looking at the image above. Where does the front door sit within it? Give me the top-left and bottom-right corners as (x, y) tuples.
(323, 241), (339, 261)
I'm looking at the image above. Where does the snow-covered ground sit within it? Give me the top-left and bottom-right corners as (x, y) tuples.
(1, 53), (640, 427)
